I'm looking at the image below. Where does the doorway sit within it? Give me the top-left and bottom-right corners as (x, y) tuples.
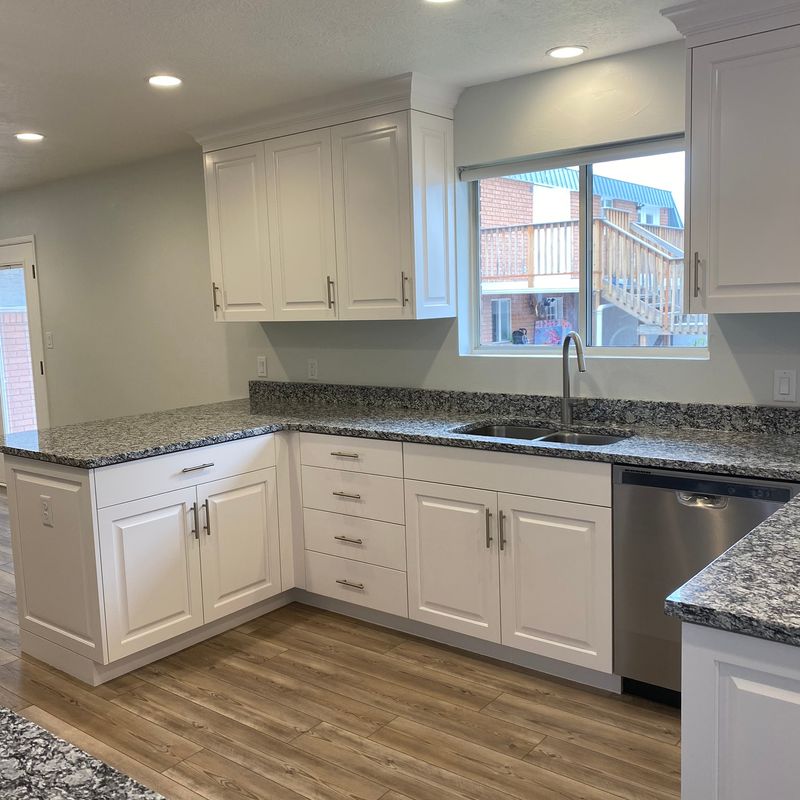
(0, 237), (48, 481)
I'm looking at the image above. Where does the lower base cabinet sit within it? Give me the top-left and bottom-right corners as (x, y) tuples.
(404, 481), (612, 672)
(99, 468), (281, 661)
(405, 481), (500, 641)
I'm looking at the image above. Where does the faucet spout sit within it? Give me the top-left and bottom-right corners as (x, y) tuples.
(561, 331), (587, 428)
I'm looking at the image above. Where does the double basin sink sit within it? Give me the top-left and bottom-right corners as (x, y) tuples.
(455, 423), (631, 447)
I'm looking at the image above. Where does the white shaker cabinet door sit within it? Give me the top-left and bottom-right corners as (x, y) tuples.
(689, 25), (800, 312)
(498, 493), (612, 672)
(98, 488), (203, 661)
(204, 143), (273, 321)
(405, 480), (500, 642)
(197, 468), (281, 623)
(331, 113), (413, 320)
(266, 130), (338, 320)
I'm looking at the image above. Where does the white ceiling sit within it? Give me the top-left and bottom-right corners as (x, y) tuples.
(0, 0), (679, 192)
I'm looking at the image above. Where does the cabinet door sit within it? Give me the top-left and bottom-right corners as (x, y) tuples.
(690, 26), (800, 313)
(410, 111), (456, 319)
(198, 468), (281, 623)
(331, 113), (413, 320)
(266, 130), (337, 320)
(498, 493), (612, 672)
(405, 480), (500, 641)
(98, 488), (203, 661)
(204, 143), (273, 321)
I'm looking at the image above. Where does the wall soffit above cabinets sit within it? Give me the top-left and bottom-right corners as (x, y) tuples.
(662, 0), (800, 45)
(192, 72), (463, 153)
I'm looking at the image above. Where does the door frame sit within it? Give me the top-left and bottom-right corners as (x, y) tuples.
(0, 235), (50, 432)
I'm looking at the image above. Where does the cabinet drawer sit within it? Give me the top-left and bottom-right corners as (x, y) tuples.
(303, 509), (406, 570)
(300, 433), (403, 477)
(403, 443), (611, 507)
(95, 435), (276, 508)
(301, 466), (404, 524)
(304, 551), (408, 617)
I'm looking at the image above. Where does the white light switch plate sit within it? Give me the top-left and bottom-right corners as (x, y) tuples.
(307, 359), (318, 380)
(256, 356), (267, 378)
(774, 369), (797, 403)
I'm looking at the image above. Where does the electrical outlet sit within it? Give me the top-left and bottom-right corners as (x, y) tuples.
(40, 495), (54, 527)
(256, 355), (267, 378)
(774, 369), (797, 403)
(307, 358), (319, 380)
(45, 331), (54, 349)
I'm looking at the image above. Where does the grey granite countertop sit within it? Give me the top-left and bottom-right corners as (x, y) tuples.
(665, 495), (800, 647)
(5, 388), (800, 649)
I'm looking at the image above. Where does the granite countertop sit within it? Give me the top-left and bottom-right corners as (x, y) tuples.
(4, 387), (800, 650)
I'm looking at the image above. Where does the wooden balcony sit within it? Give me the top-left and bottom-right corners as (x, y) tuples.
(480, 211), (706, 337)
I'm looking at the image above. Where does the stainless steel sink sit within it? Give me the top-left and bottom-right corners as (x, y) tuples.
(465, 424), (557, 440)
(538, 431), (628, 446)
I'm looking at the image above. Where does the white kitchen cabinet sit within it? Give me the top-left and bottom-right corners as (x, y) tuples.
(331, 113), (412, 320)
(204, 143), (273, 321)
(198, 468), (281, 623)
(98, 488), (204, 662)
(498, 493), (612, 672)
(405, 481), (501, 642)
(196, 76), (457, 323)
(266, 130), (338, 320)
(671, 13), (800, 312)
(682, 623), (800, 799)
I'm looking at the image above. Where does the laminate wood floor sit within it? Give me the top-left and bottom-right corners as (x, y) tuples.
(0, 490), (680, 799)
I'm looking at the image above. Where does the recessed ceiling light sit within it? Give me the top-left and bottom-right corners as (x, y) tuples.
(425, 0), (457, 4)
(14, 132), (44, 142)
(546, 45), (587, 59)
(148, 74), (182, 88)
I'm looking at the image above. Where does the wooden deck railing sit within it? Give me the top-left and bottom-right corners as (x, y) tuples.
(480, 218), (705, 336)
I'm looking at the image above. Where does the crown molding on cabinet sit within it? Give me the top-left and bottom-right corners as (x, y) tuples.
(662, 0), (800, 46)
(191, 72), (463, 153)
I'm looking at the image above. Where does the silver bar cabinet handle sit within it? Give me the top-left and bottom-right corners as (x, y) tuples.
(334, 535), (364, 545)
(485, 508), (493, 549)
(332, 491), (361, 500)
(401, 271), (409, 306)
(693, 252), (700, 298)
(203, 498), (211, 536)
(182, 462), (214, 473)
(499, 511), (507, 551)
(326, 275), (335, 308)
(330, 451), (360, 459)
(212, 282), (221, 311)
(336, 579), (365, 590)
(190, 502), (200, 540)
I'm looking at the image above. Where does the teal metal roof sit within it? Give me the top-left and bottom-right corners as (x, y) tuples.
(509, 167), (682, 227)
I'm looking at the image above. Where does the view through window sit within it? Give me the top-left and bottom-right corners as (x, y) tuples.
(476, 148), (708, 351)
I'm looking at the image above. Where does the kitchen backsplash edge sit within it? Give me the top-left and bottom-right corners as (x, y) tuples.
(249, 380), (800, 434)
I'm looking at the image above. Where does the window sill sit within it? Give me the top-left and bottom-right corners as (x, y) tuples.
(464, 345), (710, 361)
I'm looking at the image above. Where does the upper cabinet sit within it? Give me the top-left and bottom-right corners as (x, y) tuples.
(204, 144), (273, 321)
(664, 1), (800, 313)
(196, 74), (460, 322)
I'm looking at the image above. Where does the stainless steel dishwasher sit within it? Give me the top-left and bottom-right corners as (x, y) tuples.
(613, 465), (798, 693)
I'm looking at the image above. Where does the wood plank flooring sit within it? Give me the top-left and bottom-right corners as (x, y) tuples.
(0, 489), (680, 799)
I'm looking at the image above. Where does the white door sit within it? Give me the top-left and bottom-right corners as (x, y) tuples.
(498, 493), (612, 672)
(204, 143), (273, 321)
(331, 113), (413, 320)
(98, 488), (203, 661)
(405, 480), (500, 642)
(197, 468), (281, 622)
(409, 111), (456, 319)
(690, 26), (800, 313)
(266, 130), (337, 320)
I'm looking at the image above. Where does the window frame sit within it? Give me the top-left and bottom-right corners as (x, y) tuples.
(466, 137), (709, 360)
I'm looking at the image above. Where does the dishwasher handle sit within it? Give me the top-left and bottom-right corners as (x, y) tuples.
(676, 491), (728, 510)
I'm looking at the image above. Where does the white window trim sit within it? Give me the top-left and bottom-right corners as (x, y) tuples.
(462, 137), (709, 361)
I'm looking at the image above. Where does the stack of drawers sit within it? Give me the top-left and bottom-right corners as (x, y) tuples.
(299, 433), (408, 616)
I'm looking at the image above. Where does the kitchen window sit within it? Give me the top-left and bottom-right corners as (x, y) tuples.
(467, 139), (708, 355)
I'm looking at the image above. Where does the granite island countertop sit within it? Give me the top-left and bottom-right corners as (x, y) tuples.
(4, 388), (800, 649)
